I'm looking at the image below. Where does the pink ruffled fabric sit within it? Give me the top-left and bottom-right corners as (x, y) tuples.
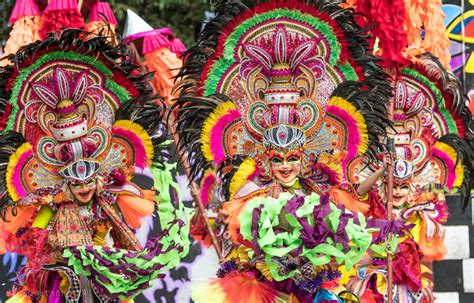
(143, 34), (170, 54)
(39, 9), (85, 39)
(8, 0), (40, 24)
(170, 38), (186, 55)
(44, 0), (78, 11)
(88, 2), (117, 26)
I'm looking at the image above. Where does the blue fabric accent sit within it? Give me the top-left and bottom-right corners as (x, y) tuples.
(313, 288), (342, 303)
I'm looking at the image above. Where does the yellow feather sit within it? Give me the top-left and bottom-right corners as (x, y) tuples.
(113, 120), (154, 164)
(229, 157), (256, 198)
(433, 141), (464, 190)
(201, 102), (237, 162)
(328, 97), (368, 155)
(6, 142), (32, 202)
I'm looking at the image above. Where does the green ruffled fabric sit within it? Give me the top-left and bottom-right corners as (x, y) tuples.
(62, 161), (191, 299)
(151, 162), (192, 268)
(239, 192), (396, 281)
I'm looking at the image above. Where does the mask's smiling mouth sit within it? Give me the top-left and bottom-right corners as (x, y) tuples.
(278, 169), (292, 178)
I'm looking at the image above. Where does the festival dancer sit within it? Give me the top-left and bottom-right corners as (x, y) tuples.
(0, 29), (189, 302)
(174, 0), (408, 302)
(337, 1), (473, 301)
(346, 54), (473, 302)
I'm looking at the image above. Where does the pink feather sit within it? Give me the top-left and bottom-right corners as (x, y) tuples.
(430, 147), (456, 189)
(12, 149), (32, 199)
(200, 173), (216, 207)
(326, 106), (361, 169)
(112, 127), (149, 169)
(210, 110), (240, 164)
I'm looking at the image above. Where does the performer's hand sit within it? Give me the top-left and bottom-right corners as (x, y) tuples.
(382, 152), (393, 170)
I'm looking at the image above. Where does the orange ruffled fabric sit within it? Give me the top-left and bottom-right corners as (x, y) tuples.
(223, 196), (257, 247)
(1, 16), (41, 65)
(116, 191), (155, 229)
(417, 216), (447, 261)
(85, 21), (117, 45)
(192, 272), (291, 303)
(329, 187), (371, 214)
(144, 48), (183, 105)
(0, 205), (37, 253)
(403, 0), (451, 69)
(7, 292), (47, 303)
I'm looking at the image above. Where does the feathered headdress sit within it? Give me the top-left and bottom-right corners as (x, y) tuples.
(174, 0), (392, 199)
(0, 28), (167, 219)
(348, 54), (473, 207)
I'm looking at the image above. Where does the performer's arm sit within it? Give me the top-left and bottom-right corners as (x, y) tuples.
(356, 153), (392, 197)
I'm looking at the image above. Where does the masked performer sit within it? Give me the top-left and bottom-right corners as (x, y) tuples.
(0, 29), (189, 302)
(346, 55), (473, 302)
(173, 0), (408, 302)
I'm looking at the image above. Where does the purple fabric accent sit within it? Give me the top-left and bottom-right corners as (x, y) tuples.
(283, 195), (352, 252)
(48, 274), (62, 303)
(251, 205), (264, 255)
(284, 196), (305, 215)
(271, 279), (314, 303)
(368, 218), (412, 244)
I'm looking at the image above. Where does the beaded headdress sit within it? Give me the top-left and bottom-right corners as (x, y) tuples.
(0, 29), (166, 216)
(348, 55), (472, 205)
(175, 0), (392, 199)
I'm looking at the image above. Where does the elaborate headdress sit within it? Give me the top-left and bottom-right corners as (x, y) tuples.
(175, 0), (392, 199)
(347, 54), (473, 207)
(0, 29), (166, 213)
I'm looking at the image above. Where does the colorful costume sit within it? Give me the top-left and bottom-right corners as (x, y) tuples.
(174, 0), (404, 302)
(0, 29), (189, 302)
(346, 54), (473, 303)
(343, 1), (473, 301)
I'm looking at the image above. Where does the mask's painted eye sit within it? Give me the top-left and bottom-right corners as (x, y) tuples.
(401, 185), (409, 191)
(70, 182), (83, 189)
(286, 156), (300, 163)
(86, 179), (96, 186)
(271, 157), (283, 164)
